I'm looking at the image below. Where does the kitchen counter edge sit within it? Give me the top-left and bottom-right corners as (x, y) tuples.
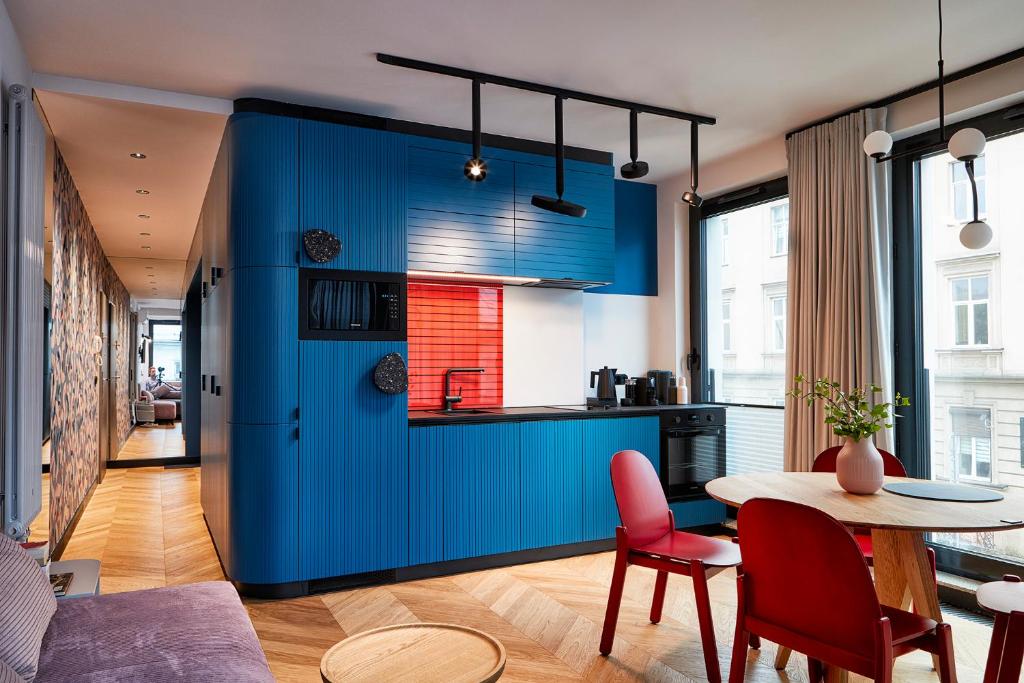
(409, 404), (720, 426)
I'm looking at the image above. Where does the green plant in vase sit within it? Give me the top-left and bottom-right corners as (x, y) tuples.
(789, 375), (910, 494)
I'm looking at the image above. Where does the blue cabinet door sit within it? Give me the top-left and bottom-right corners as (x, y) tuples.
(298, 340), (409, 579)
(513, 162), (616, 282)
(408, 426), (445, 566)
(300, 121), (407, 272)
(520, 420), (583, 548)
(406, 145), (516, 276)
(443, 422), (521, 561)
(582, 417), (660, 541)
(228, 113), (299, 270)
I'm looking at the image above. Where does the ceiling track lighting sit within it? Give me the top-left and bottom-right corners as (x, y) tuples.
(619, 110), (649, 179)
(862, 0), (991, 249)
(463, 80), (487, 181)
(681, 122), (703, 207)
(376, 53), (717, 215)
(531, 97), (587, 218)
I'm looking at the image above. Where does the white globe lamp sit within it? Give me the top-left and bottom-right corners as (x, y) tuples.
(948, 128), (986, 160)
(959, 220), (993, 250)
(863, 130), (894, 159)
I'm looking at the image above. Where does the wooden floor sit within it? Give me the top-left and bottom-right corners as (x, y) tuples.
(46, 466), (997, 683)
(114, 421), (185, 460)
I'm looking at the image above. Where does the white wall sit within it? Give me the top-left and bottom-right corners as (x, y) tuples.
(503, 286), (585, 406)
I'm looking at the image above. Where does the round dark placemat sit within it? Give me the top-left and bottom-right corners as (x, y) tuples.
(373, 353), (408, 394)
(883, 481), (1004, 502)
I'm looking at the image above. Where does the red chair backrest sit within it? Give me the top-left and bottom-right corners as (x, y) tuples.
(812, 445), (907, 477)
(736, 498), (883, 659)
(610, 450), (671, 547)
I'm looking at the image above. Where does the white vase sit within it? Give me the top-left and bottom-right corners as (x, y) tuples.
(835, 437), (884, 495)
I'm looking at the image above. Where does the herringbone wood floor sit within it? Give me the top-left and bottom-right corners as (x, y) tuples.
(45, 466), (996, 682)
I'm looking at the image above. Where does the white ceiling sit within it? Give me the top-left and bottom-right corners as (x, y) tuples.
(35, 90), (225, 299)
(8, 0), (1024, 185)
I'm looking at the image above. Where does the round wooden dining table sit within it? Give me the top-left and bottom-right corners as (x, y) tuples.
(706, 472), (1024, 681)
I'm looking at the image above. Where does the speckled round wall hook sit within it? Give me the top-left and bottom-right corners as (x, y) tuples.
(374, 353), (408, 394)
(303, 229), (342, 263)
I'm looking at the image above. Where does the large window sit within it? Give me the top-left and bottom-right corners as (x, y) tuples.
(691, 178), (788, 473)
(894, 106), (1024, 575)
(150, 320), (182, 381)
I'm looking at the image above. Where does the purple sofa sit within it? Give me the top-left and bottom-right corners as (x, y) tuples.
(139, 380), (182, 421)
(1, 534), (273, 682)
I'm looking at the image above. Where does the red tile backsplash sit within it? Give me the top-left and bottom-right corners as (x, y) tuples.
(408, 280), (503, 409)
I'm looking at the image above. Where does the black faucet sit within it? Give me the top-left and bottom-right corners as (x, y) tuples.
(443, 368), (485, 412)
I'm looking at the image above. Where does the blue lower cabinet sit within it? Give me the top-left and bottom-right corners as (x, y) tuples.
(298, 340), (409, 579)
(520, 420), (583, 548)
(670, 500), (727, 528)
(227, 422), (299, 584)
(443, 423), (521, 561)
(582, 417), (660, 541)
(409, 426), (445, 566)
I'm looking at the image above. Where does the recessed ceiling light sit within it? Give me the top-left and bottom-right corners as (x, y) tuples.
(130, 152), (147, 159)
(137, 214), (150, 220)
(136, 189), (150, 195)
(144, 266), (154, 270)
(141, 246), (152, 250)
(139, 232), (151, 237)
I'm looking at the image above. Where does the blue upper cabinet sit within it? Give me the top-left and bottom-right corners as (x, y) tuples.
(589, 180), (658, 296)
(229, 113), (299, 270)
(407, 144), (516, 276)
(582, 416), (660, 542)
(300, 120), (407, 272)
(513, 161), (615, 283)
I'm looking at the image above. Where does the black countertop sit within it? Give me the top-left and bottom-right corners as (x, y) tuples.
(408, 403), (721, 426)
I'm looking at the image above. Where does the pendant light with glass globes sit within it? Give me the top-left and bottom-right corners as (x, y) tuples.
(862, 0), (991, 249)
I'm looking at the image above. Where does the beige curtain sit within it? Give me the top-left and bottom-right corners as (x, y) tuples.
(783, 109), (892, 472)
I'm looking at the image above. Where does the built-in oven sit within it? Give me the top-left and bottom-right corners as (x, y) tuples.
(299, 268), (406, 341)
(660, 407), (727, 501)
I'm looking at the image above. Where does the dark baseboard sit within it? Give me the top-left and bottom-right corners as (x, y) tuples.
(50, 480), (97, 561)
(108, 456), (199, 469)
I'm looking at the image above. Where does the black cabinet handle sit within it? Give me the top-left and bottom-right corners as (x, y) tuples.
(214, 385), (222, 396)
(209, 375), (216, 393)
(201, 374), (207, 390)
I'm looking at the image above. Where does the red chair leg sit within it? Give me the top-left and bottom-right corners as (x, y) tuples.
(599, 545), (630, 656)
(984, 613), (1008, 683)
(748, 633), (761, 649)
(935, 622), (957, 683)
(728, 574), (748, 683)
(692, 560), (722, 683)
(995, 612), (1024, 683)
(650, 570), (668, 624)
(807, 658), (824, 683)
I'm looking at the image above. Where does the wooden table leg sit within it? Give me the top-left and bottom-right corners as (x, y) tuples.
(824, 664), (849, 682)
(774, 646), (792, 670)
(871, 529), (912, 610)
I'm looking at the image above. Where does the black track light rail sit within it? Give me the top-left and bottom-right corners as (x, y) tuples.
(377, 53), (717, 127)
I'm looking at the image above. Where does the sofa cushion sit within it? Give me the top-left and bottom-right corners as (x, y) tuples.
(151, 384), (171, 399)
(35, 581), (273, 682)
(0, 534), (57, 682)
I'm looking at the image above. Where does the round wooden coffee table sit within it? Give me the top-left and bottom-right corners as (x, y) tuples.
(320, 622), (506, 683)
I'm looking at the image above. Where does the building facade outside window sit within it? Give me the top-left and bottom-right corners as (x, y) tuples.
(770, 203), (788, 256)
(769, 294), (786, 352)
(722, 300), (732, 353)
(720, 217), (730, 266)
(950, 407), (993, 483)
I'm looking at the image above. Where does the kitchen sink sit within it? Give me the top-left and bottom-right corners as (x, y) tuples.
(428, 408), (495, 415)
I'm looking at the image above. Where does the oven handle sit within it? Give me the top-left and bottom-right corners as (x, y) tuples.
(666, 426), (724, 438)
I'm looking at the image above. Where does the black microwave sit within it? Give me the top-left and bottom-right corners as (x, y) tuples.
(299, 269), (406, 341)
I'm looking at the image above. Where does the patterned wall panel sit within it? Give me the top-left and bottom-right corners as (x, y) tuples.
(407, 281), (503, 409)
(50, 152), (133, 548)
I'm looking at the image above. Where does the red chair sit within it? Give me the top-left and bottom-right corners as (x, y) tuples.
(729, 498), (956, 683)
(978, 574), (1024, 683)
(600, 450), (742, 683)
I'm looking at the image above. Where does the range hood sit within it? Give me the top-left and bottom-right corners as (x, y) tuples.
(407, 270), (610, 290)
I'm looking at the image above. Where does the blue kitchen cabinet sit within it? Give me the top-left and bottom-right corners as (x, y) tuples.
(228, 113), (299, 270)
(443, 422), (521, 561)
(520, 420), (584, 548)
(590, 180), (658, 296)
(513, 161), (616, 282)
(297, 340), (409, 579)
(582, 416), (660, 541)
(408, 426), (445, 566)
(300, 120), (407, 272)
(406, 144), (516, 275)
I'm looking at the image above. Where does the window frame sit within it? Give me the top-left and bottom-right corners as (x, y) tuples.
(769, 202), (789, 257)
(148, 319), (183, 379)
(949, 274), (989, 347)
(948, 405), (994, 484)
(688, 176), (788, 407)
(892, 101), (1024, 580)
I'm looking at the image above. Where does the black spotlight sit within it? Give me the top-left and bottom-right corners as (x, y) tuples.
(532, 96), (587, 218)
(681, 121), (703, 207)
(619, 109), (649, 180)
(464, 80), (487, 182)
